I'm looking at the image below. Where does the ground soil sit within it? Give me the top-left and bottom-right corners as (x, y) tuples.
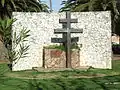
(0, 60), (10, 64)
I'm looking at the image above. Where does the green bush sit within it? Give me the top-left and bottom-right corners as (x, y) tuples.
(44, 44), (80, 51)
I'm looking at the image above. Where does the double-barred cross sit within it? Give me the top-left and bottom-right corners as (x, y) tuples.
(52, 12), (83, 68)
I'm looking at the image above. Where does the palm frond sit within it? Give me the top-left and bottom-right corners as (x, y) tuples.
(1, 0), (5, 7)
(72, 3), (89, 12)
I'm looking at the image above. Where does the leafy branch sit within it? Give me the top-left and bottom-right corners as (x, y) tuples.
(10, 28), (30, 65)
(0, 18), (30, 70)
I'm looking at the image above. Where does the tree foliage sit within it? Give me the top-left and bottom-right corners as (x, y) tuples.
(0, 0), (49, 65)
(11, 27), (30, 64)
(0, 19), (15, 47)
(61, 0), (118, 11)
(60, 0), (120, 34)
(0, 0), (49, 19)
(0, 19), (30, 66)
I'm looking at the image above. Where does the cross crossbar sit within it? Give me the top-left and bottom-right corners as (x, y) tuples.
(59, 19), (78, 23)
(54, 29), (83, 33)
(51, 37), (79, 43)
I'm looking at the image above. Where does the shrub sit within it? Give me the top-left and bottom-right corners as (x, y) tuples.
(112, 44), (120, 54)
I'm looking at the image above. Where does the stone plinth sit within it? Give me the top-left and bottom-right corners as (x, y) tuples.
(71, 49), (80, 68)
(43, 48), (80, 68)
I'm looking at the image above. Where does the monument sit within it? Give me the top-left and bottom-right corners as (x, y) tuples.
(12, 11), (112, 71)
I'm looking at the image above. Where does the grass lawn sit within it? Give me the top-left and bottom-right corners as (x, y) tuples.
(0, 60), (120, 90)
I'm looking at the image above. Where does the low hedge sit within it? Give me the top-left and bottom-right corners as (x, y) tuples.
(112, 44), (120, 54)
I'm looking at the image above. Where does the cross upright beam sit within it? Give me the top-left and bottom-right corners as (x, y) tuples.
(66, 12), (71, 68)
(59, 12), (73, 68)
(59, 12), (78, 24)
(53, 12), (83, 68)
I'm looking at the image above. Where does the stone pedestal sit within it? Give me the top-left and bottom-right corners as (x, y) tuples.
(43, 48), (80, 69)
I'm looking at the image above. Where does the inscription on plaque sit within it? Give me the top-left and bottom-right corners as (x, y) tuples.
(50, 50), (62, 58)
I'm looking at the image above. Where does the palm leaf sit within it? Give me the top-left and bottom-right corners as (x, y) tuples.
(10, 0), (17, 11)
(72, 3), (89, 11)
(1, 0), (5, 7)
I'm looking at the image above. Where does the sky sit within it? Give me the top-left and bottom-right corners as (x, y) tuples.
(41, 0), (65, 12)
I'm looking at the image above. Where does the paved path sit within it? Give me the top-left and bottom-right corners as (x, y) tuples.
(113, 54), (120, 60)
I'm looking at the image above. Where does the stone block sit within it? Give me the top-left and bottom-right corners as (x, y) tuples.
(43, 48), (80, 68)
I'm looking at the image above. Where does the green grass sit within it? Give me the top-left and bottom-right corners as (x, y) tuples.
(0, 60), (120, 90)
(0, 75), (120, 90)
(5, 60), (120, 78)
(44, 45), (66, 51)
(112, 60), (120, 72)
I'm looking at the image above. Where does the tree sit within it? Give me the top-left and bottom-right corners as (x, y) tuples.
(0, 0), (49, 19)
(0, 0), (49, 47)
(0, 0), (49, 50)
(60, 0), (118, 11)
(0, 0), (49, 64)
(60, 0), (120, 33)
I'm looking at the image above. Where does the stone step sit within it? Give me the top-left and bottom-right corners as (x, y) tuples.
(32, 66), (89, 72)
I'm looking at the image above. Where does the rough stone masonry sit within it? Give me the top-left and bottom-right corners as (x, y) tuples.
(12, 11), (112, 71)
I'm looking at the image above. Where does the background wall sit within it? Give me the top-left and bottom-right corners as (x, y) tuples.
(12, 11), (112, 71)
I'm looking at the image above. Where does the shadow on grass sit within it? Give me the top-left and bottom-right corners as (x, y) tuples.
(0, 60), (120, 90)
(0, 74), (120, 90)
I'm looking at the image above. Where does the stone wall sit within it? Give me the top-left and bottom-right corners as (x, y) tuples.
(12, 11), (112, 71)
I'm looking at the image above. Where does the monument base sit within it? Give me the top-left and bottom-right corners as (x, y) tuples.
(43, 48), (80, 69)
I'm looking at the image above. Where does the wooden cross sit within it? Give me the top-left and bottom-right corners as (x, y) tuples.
(52, 12), (83, 68)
